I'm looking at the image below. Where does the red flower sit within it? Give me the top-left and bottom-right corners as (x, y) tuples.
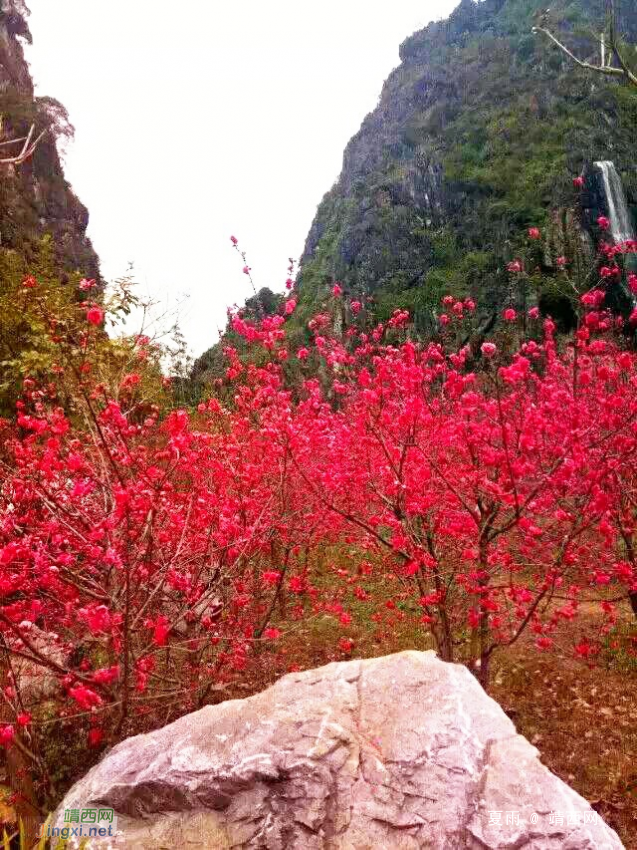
(289, 576), (305, 593)
(481, 342), (497, 358)
(332, 283), (343, 297)
(86, 306), (104, 326)
(528, 306), (540, 319)
(507, 260), (523, 273)
(17, 713), (31, 727)
(79, 604), (112, 635)
(68, 686), (103, 711)
(230, 235), (238, 245)
(262, 571), (281, 585)
(88, 727), (104, 748)
(152, 616), (170, 646)
(597, 216), (610, 230)
(528, 227), (541, 240)
(284, 299), (297, 315)
(574, 641), (596, 659)
(581, 289), (604, 307)
(22, 275), (38, 288)
(92, 665), (120, 685)
(0, 725), (15, 746)
(263, 627), (281, 640)
(600, 266), (619, 278)
(121, 373), (142, 390)
(503, 308), (517, 321)
(468, 609), (481, 629)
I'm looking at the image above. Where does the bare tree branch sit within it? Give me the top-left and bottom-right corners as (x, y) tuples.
(533, 0), (637, 89)
(0, 122), (48, 166)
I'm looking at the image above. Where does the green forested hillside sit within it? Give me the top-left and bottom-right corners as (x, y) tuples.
(297, 0), (637, 326)
(193, 0), (637, 389)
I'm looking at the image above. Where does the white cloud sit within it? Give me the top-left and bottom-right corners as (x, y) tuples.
(26, 0), (456, 356)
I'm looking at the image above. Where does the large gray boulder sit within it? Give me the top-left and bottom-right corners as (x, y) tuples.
(53, 651), (624, 848)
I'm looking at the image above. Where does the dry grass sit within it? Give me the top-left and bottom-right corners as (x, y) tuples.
(490, 619), (637, 846)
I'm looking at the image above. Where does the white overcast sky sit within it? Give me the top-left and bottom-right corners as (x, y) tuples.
(26, 1), (456, 357)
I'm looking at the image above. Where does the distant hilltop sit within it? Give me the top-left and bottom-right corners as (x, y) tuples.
(295, 0), (637, 333)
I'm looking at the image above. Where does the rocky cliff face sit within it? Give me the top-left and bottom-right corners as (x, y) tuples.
(0, 1), (99, 278)
(297, 0), (637, 331)
(53, 652), (624, 849)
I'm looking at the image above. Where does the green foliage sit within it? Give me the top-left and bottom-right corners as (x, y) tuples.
(0, 238), (168, 416)
(604, 622), (637, 675)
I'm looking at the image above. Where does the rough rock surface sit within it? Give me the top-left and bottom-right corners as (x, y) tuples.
(54, 651), (624, 848)
(0, 0), (100, 277)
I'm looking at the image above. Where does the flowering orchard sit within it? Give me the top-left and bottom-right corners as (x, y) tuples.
(2, 229), (637, 812)
(287, 317), (637, 684)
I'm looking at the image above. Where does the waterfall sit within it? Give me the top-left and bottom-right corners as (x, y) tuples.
(594, 160), (636, 245)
